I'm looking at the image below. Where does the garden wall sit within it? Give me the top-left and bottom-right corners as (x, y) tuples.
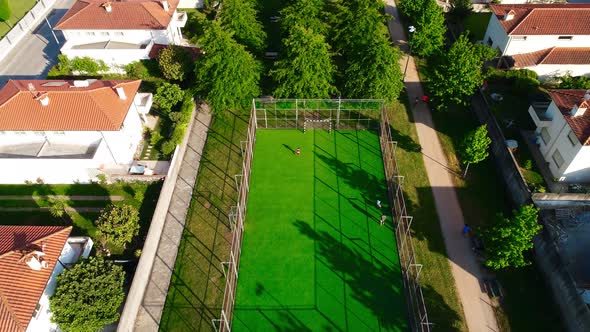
(0, 0), (55, 62)
(470, 90), (532, 207)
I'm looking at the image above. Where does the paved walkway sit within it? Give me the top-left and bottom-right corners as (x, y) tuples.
(0, 195), (124, 201)
(0, 207), (102, 212)
(384, 1), (499, 331)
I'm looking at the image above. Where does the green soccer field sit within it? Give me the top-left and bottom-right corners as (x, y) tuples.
(232, 129), (407, 331)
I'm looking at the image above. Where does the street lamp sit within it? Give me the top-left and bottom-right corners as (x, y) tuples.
(403, 25), (416, 80)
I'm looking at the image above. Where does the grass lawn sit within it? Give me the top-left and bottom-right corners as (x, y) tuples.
(463, 13), (491, 42)
(160, 112), (249, 332)
(388, 100), (467, 331)
(0, 0), (36, 39)
(0, 181), (162, 256)
(233, 130), (406, 331)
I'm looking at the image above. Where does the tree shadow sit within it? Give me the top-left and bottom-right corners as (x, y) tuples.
(293, 220), (408, 331)
(390, 125), (422, 152)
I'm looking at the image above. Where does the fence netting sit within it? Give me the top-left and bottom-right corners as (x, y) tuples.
(214, 99), (430, 331)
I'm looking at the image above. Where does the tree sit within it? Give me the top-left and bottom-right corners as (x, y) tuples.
(195, 21), (261, 112)
(429, 34), (496, 109)
(482, 204), (542, 270)
(280, 0), (327, 35)
(344, 31), (404, 101)
(459, 124), (491, 177)
(272, 26), (336, 98)
(329, 0), (385, 55)
(449, 0), (473, 21)
(0, 0), (11, 22)
(49, 257), (125, 332)
(410, 0), (446, 57)
(158, 46), (192, 82)
(218, 0), (266, 53)
(154, 82), (184, 114)
(96, 204), (140, 250)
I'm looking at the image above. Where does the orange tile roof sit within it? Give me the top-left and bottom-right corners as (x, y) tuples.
(0, 80), (141, 131)
(512, 47), (590, 67)
(0, 226), (72, 332)
(490, 4), (590, 36)
(55, 0), (180, 30)
(549, 89), (590, 145)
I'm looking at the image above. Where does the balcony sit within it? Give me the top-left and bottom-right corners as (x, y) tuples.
(174, 11), (187, 28)
(61, 40), (155, 66)
(134, 92), (153, 117)
(528, 102), (552, 128)
(0, 139), (101, 159)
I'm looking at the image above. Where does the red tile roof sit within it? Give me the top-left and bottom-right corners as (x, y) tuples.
(490, 4), (590, 35)
(549, 89), (590, 145)
(0, 226), (72, 332)
(0, 79), (141, 131)
(512, 47), (590, 67)
(55, 0), (180, 30)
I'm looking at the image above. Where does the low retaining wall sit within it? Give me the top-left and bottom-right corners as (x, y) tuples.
(117, 104), (202, 332)
(0, 0), (56, 62)
(533, 193), (590, 209)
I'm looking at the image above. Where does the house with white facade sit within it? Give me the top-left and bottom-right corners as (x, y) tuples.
(0, 226), (93, 332)
(529, 89), (590, 182)
(54, 0), (188, 68)
(483, 4), (590, 79)
(0, 79), (153, 184)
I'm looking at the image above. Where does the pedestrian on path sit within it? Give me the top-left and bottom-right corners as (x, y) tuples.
(380, 214), (387, 226)
(422, 95), (429, 103)
(376, 199), (382, 208)
(462, 224), (471, 236)
(414, 96), (419, 106)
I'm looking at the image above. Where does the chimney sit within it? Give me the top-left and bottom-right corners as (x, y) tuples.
(572, 104), (588, 117)
(115, 87), (127, 100)
(162, 0), (169, 12)
(504, 10), (515, 21)
(102, 2), (112, 13)
(36, 94), (49, 107)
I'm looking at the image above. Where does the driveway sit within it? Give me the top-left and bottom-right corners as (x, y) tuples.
(0, 0), (75, 87)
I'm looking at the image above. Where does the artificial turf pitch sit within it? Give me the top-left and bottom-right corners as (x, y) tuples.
(232, 129), (407, 331)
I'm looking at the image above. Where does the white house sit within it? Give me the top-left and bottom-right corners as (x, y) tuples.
(529, 89), (590, 182)
(0, 79), (153, 184)
(54, 0), (188, 68)
(0, 226), (92, 332)
(483, 4), (590, 78)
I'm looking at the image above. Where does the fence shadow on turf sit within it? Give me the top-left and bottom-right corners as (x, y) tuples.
(293, 220), (408, 330)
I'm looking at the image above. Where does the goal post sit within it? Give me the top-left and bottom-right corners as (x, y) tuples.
(303, 119), (332, 132)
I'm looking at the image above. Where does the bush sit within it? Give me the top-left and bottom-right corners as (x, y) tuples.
(488, 69), (539, 93)
(523, 159), (533, 170)
(161, 93), (194, 156)
(124, 61), (149, 79)
(150, 131), (163, 147)
(71, 57), (109, 75)
(558, 75), (590, 89)
(0, 0), (10, 22)
(158, 46), (192, 82)
(96, 204), (140, 250)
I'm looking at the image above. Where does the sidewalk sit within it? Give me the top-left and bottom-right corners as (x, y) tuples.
(384, 1), (499, 331)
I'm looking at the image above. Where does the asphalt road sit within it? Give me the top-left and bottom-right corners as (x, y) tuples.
(0, 0), (75, 87)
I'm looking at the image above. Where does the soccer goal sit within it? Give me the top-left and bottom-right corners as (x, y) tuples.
(303, 118), (332, 132)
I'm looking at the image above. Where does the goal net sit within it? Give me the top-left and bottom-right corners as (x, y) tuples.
(303, 119), (332, 132)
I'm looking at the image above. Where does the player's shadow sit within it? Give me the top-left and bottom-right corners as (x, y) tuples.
(282, 144), (295, 154)
(293, 220), (408, 330)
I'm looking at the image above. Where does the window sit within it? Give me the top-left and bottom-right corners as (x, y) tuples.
(552, 150), (564, 168)
(512, 36), (527, 41)
(567, 130), (578, 146)
(540, 127), (551, 145)
(100, 32), (109, 37)
(558, 36), (573, 40)
(86, 32), (95, 36)
(116, 32), (124, 36)
(34, 131), (45, 136)
(15, 131), (26, 135)
(32, 304), (42, 318)
(52, 131), (65, 136)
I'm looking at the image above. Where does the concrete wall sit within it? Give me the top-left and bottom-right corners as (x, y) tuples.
(472, 91), (532, 206)
(533, 192), (590, 208)
(178, 0), (204, 8)
(534, 219), (590, 332)
(0, 0), (56, 63)
(117, 104), (199, 332)
(527, 64), (590, 80)
(60, 41), (153, 68)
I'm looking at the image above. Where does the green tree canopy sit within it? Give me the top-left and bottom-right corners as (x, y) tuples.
(280, 0), (327, 35)
(154, 82), (184, 114)
(49, 257), (125, 332)
(449, 0), (473, 21)
(344, 31), (404, 101)
(272, 26), (336, 98)
(460, 124), (491, 165)
(195, 21), (261, 112)
(429, 34), (496, 108)
(410, 0), (446, 57)
(219, 0), (266, 53)
(0, 1), (11, 22)
(158, 46), (192, 82)
(329, 0), (385, 54)
(482, 204), (542, 270)
(96, 204), (140, 250)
